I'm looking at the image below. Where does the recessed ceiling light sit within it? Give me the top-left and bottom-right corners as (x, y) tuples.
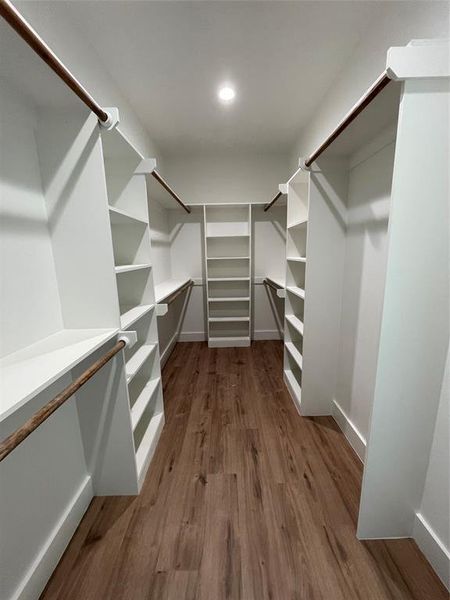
(217, 84), (236, 104)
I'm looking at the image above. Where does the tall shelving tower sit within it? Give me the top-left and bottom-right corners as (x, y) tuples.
(204, 204), (252, 347)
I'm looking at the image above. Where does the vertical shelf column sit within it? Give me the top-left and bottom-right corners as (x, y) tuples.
(101, 129), (165, 490)
(283, 169), (310, 412)
(204, 204), (251, 347)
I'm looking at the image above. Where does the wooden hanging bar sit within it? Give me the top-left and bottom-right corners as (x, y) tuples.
(263, 190), (283, 212)
(0, 339), (126, 463)
(304, 71), (392, 167)
(151, 170), (191, 214)
(0, 0), (110, 123)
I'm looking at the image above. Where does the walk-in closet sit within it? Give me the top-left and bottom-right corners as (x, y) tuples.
(1, 1), (449, 599)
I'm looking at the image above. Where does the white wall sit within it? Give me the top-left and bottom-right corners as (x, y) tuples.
(334, 134), (395, 447)
(290, 1), (449, 166)
(15, 1), (161, 160)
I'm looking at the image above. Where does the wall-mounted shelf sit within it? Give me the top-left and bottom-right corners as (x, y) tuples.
(208, 296), (250, 302)
(115, 264), (152, 274)
(0, 328), (118, 422)
(287, 256), (306, 263)
(208, 316), (250, 322)
(109, 205), (148, 226)
(131, 377), (160, 430)
(288, 219), (308, 229)
(155, 278), (191, 304)
(207, 277), (250, 282)
(120, 304), (155, 330)
(286, 286), (305, 299)
(126, 343), (157, 383)
(286, 314), (304, 336)
(206, 256), (249, 260)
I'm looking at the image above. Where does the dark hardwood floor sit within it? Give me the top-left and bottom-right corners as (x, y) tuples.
(40, 341), (447, 599)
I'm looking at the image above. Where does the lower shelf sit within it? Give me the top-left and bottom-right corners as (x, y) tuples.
(284, 369), (302, 412)
(208, 336), (251, 348)
(131, 377), (160, 430)
(135, 411), (165, 485)
(285, 342), (303, 370)
(120, 304), (154, 330)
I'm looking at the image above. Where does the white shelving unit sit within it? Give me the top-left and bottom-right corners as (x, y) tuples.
(283, 169), (309, 412)
(101, 128), (165, 488)
(204, 204), (252, 347)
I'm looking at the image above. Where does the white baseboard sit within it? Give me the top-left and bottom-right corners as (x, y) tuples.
(414, 512), (450, 590)
(14, 476), (93, 600)
(331, 400), (366, 462)
(160, 333), (178, 368)
(178, 331), (206, 342)
(253, 329), (282, 340)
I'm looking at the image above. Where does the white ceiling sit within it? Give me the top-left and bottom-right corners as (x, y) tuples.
(15, 1), (387, 155)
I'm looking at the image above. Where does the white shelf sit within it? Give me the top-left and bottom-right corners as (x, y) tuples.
(120, 304), (154, 330)
(155, 278), (191, 304)
(126, 344), (157, 383)
(108, 205), (148, 226)
(285, 342), (303, 370)
(209, 336), (251, 348)
(131, 377), (160, 431)
(136, 411), (164, 482)
(115, 263), (152, 274)
(266, 276), (285, 289)
(206, 233), (249, 238)
(286, 314), (304, 336)
(287, 256), (306, 263)
(0, 328), (119, 422)
(208, 277), (250, 282)
(286, 286), (305, 299)
(288, 218), (308, 229)
(208, 297), (250, 302)
(284, 369), (302, 408)
(207, 256), (249, 260)
(208, 316), (249, 322)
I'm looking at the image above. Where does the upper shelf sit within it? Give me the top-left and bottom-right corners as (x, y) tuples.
(109, 206), (148, 226)
(0, 328), (119, 422)
(155, 278), (191, 304)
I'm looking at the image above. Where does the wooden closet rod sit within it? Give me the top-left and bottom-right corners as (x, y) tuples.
(151, 170), (191, 214)
(0, 339), (126, 463)
(0, 0), (110, 124)
(304, 71), (392, 167)
(263, 190), (283, 212)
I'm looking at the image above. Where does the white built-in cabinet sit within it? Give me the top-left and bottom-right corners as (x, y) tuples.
(280, 41), (449, 586)
(204, 204), (252, 347)
(101, 128), (165, 485)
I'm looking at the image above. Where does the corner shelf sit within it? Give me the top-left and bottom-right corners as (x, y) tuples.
(288, 218), (308, 229)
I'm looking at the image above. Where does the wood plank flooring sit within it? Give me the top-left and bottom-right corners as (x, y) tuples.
(40, 341), (447, 599)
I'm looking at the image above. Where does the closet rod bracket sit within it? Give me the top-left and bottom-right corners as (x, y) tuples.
(118, 330), (137, 349)
(99, 107), (120, 130)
